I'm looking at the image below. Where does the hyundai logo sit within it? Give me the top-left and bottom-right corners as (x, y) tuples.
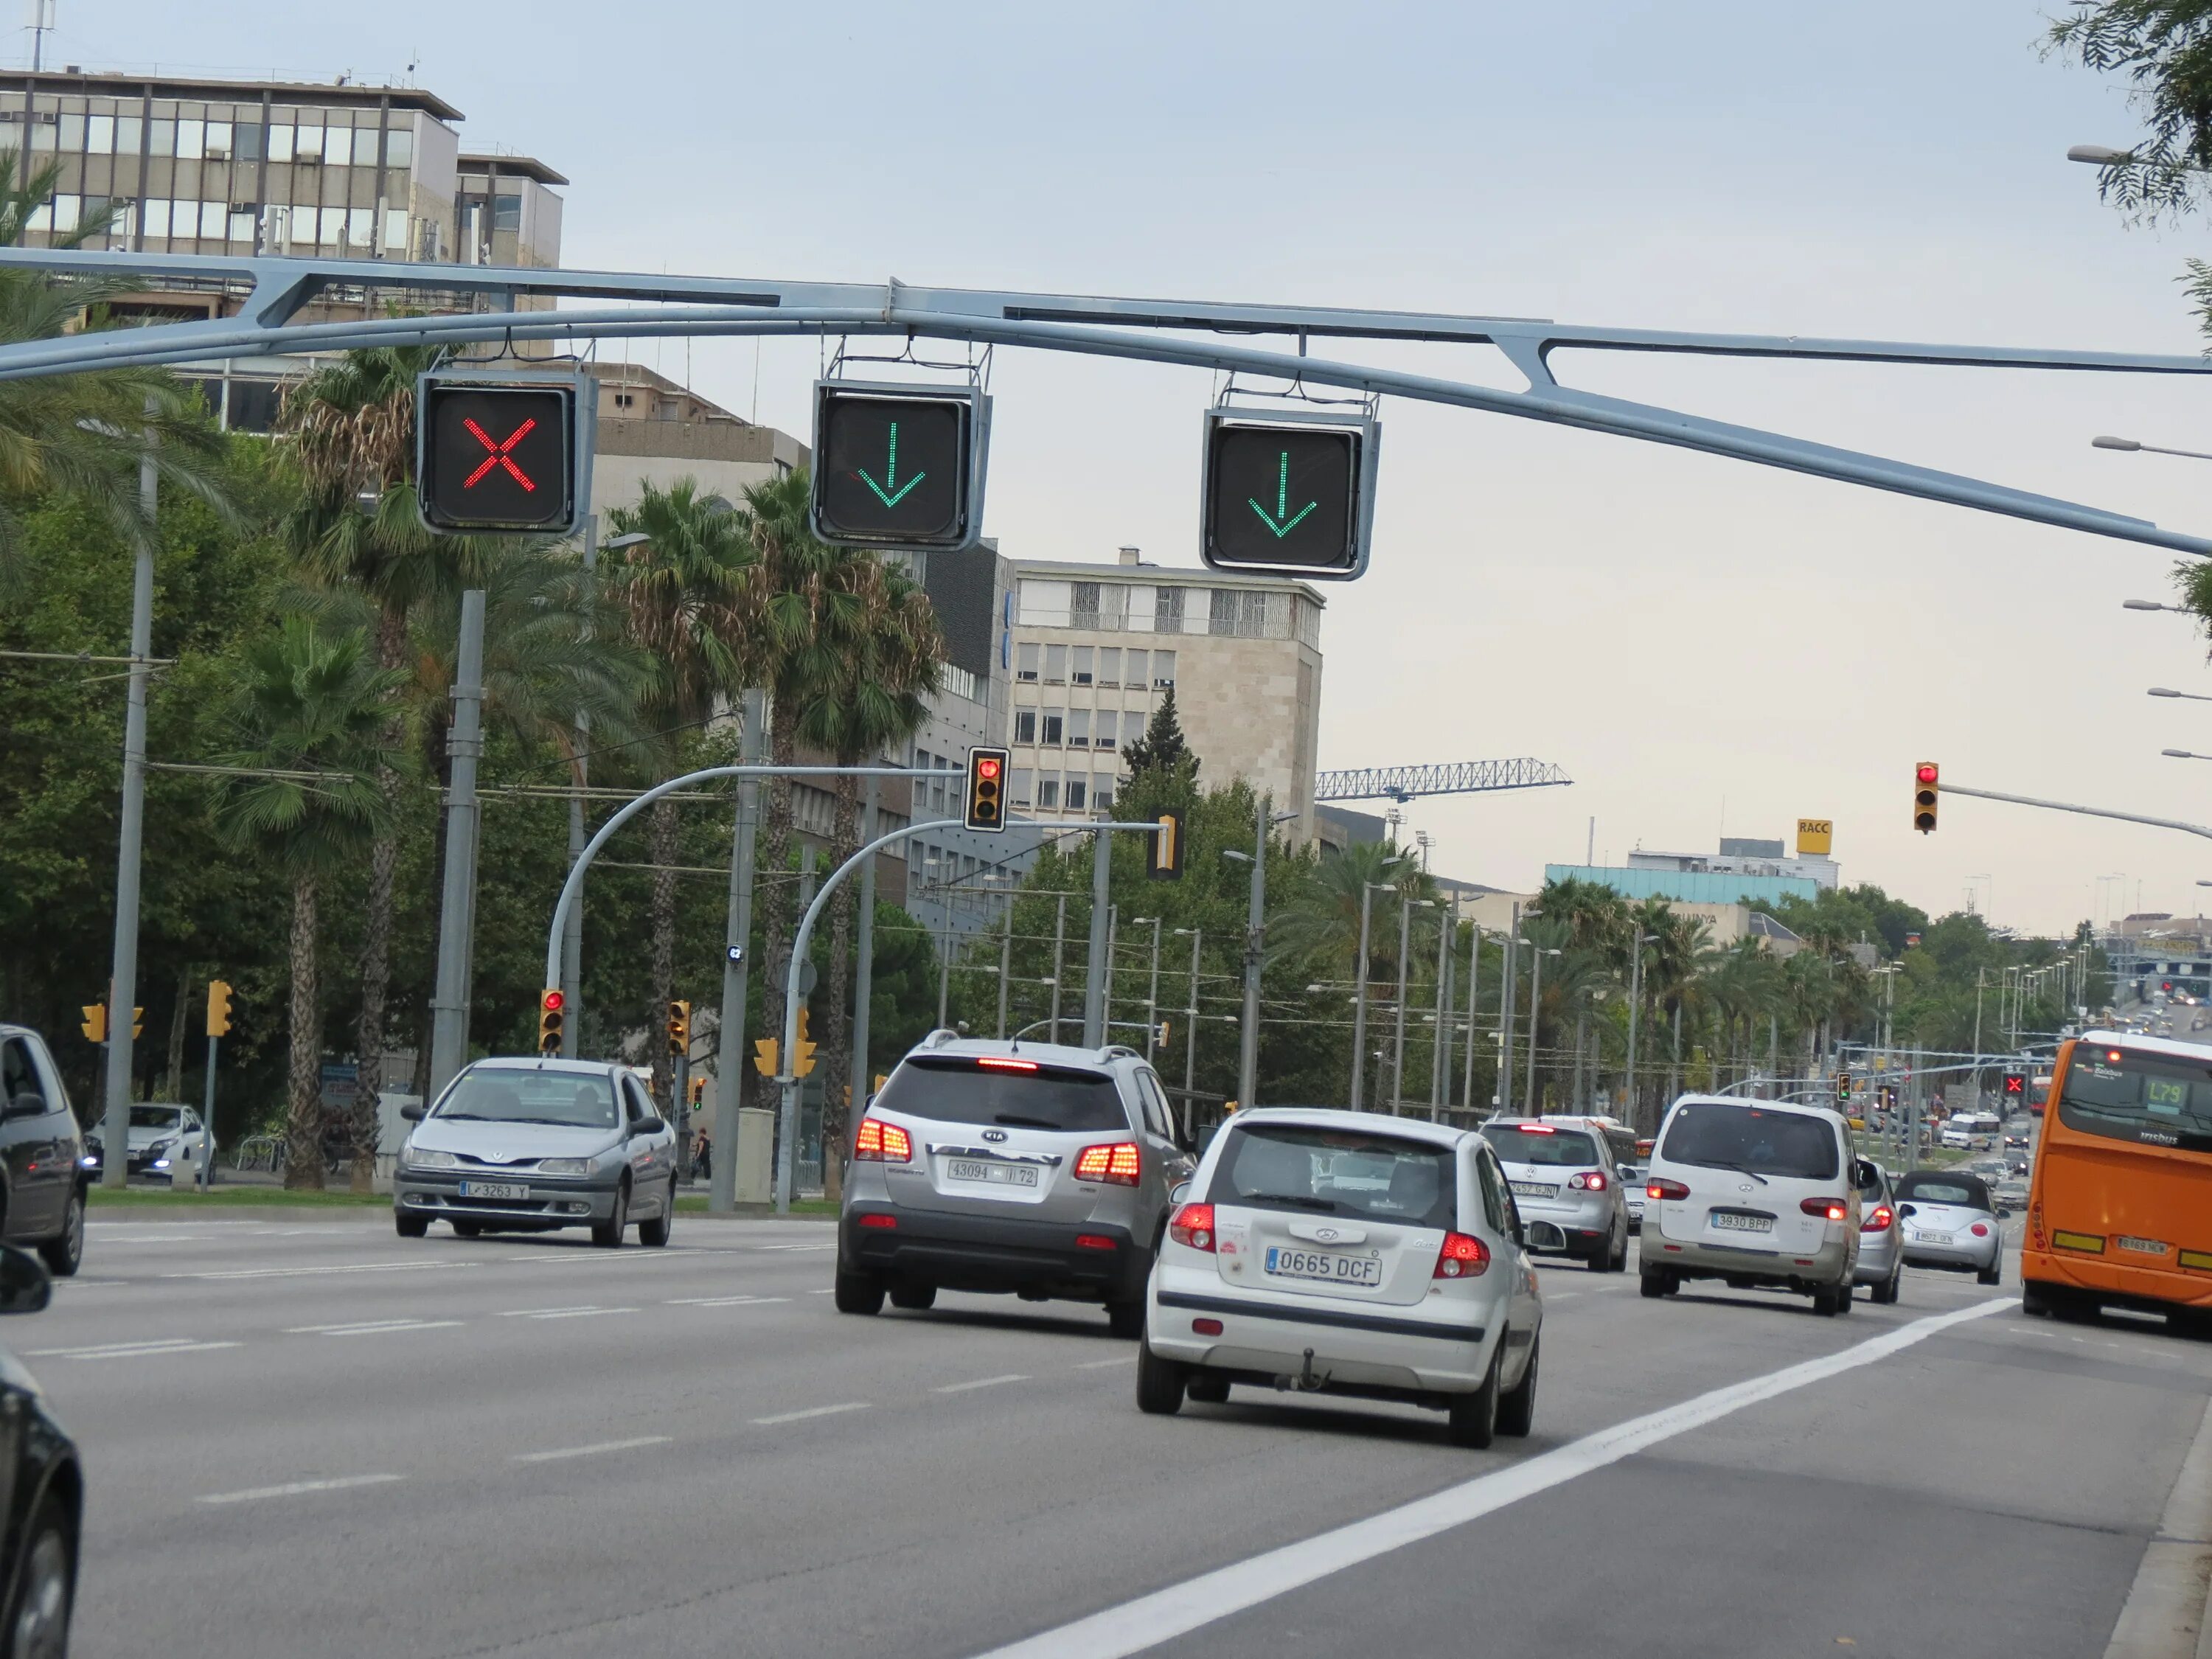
(982, 1129), (1007, 1143)
(1314, 1226), (1340, 1242)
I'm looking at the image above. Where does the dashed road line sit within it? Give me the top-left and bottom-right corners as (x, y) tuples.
(933, 1374), (1029, 1394)
(198, 1474), (402, 1506)
(164, 1261), (476, 1281)
(664, 1295), (790, 1308)
(752, 1402), (870, 1425)
(512, 1436), (672, 1464)
(495, 1305), (638, 1321)
(1071, 1355), (1135, 1370)
(28, 1338), (240, 1360)
(286, 1319), (466, 1338)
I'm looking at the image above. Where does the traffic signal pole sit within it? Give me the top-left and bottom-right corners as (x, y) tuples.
(710, 689), (766, 1214)
(426, 589), (488, 1102)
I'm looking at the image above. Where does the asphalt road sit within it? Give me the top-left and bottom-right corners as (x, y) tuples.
(29, 1211), (2212, 1659)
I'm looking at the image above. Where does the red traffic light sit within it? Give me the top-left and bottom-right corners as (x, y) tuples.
(541, 990), (566, 1012)
(976, 757), (1001, 782)
(1916, 763), (1938, 785)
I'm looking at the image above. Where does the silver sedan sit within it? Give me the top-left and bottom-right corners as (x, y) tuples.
(1893, 1170), (2003, 1286)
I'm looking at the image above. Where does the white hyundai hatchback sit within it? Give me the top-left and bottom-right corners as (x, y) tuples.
(1137, 1107), (1542, 1448)
(1639, 1095), (1861, 1316)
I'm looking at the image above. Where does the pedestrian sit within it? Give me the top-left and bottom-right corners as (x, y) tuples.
(693, 1127), (712, 1183)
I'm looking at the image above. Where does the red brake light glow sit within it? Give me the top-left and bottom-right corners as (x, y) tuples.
(1434, 1232), (1490, 1279)
(1863, 1205), (1894, 1233)
(1075, 1142), (1142, 1184)
(1970, 1222), (1991, 1237)
(858, 1213), (897, 1230)
(1519, 1124), (1557, 1134)
(1075, 1234), (1118, 1252)
(852, 1117), (912, 1163)
(1169, 1203), (1216, 1251)
(976, 1056), (1039, 1072)
(1647, 1178), (1691, 1201)
(1801, 1197), (1848, 1222)
(1568, 1170), (1608, 1192)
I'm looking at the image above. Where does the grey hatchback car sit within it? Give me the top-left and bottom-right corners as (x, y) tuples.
(394, 1058), (679, 1246)
(836, 1033), (1196, 1335)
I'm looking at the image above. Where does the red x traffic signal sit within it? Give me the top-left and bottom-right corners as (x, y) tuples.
(417, 374), (583, 534)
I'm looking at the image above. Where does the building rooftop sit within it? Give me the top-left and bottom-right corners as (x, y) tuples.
(457, 153), (569, 187)
(2, 68), (465, 121)
(1010, 554), (1326, 604)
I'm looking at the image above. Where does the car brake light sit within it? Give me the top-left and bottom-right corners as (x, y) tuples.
(1647, 1178), (1690, 1201)
(977, 1056), (1039, 1072)
(858, 1214), (897, 1230)
(1519, 1124), (1557, 1134)
(1801, 1197), (1848, 1222)
(1568, 1170), (1608, 1192)
(1863, 1205), (1894, 1233)
(1970, 1222), (1990, 1237)
(1192, 1318), (1223, 1335)
(1434, 1232), (1489, 1279)
(1169, 1203), (1215, 1251)
(1075, 1234), (1118, 1251)
(852, 1117), (912, 1162)
(1075, 1141), (1141, 1185)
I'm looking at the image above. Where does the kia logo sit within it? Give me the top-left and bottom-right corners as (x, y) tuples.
(982, 1130), (1007, 1143)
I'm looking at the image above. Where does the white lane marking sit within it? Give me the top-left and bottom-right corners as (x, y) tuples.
(1071, 1355), (1135, 1370)
(973, 1295), (2013, 1659)
(27, 1338), (240, 1360)
(164, 1261), (476, 1281)
(752, 1402), (870, 1426)
(512, 1436), (672, 1464)
(58, 1279), (126, 1288)
(286, 1320), (465, 1337)
(664, 1295), (791, 1308)
(933, 1374), (1030, 1394)
(496, 1305), (638, 1321)
(92, 1234), (197, 1245)
(1543, 1293), (1582, 1304)
(751, 1242), (836, 1252)
(198, 1474), (402, 1506)
(807, 1288), (836, 1295)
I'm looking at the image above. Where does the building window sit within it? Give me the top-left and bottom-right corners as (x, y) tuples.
(204, 120), (233, 160)
(1093, 781), (1113, 813)
(1068, 709), (1091, 747)
(1152, 650), (1176, 687)
(1072, 582), (1101, 627)
(1014, 709), (1037, 745)
(1154, 586), (1185, 635)
(1040, 712), (1064, 746)
(326, 126), (355, 167)
(57, 112), (81, 153)
(1124, 650), (1147, 688)
(268, 122), (293, 162)
(1071, 646), (1093, 685)
(1038, 777), (1060, 810)
(1011, 768), (1033, 807)
(147, 119), (175, 158)
(1066, 778), (1088, 812)
(1097, 647), (1120, 686)
(386, 127), (414, 167)
(1043, 644), (1066, 684)
(142, 199), (170, 237)
(1016, 641), (1039, 682)
(86, 114), (112, 155)
(493, 192), (522, 232)
(1096, 710), (1118, 749)
(1210, 588), (1269, 638)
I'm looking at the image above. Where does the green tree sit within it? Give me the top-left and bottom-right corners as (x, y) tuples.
(1121, 686), (1197, 781)
(208, 619), (402, 1189)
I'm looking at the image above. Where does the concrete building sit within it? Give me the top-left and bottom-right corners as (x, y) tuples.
(1624, 835), (1840, 892)
(585, 362), (807, 509)
(1006, 548), (1326, 840)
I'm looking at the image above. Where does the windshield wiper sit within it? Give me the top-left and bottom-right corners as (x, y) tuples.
(1242, 1192), (1338, 1212)
(1699, 1160), (1771, 1185)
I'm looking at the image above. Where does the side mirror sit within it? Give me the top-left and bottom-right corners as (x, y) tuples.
(631, 1116), (667, 1137)
(4, 1092), (44, 1121)
(0, 1247), (51, 1315)
(1169, 1181), (1192, 1207)
(400, 1103), (425, 1122)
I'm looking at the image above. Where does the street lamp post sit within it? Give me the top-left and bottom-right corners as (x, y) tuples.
(1347, 858), (1404, 1111)
(1430, 892), (1455, 1119)
(1461, 925), (1484, 1113)
(1525, 944), (1560, 1113)
(1136, 916), (1162, 1059)
(1497, 905), (1521, 1113)
(1222, 798), (1293, 1110)
(1173, 927), (1201, 1138)
(1624, 931), (1658, 1132)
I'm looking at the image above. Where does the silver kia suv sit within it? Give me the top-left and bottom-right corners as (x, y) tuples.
(835, 1032), (1196, 1336)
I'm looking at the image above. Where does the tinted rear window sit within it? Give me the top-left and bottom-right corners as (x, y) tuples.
(1206, 1123), (1456, 1231)
(1658, 1102), (1838, 1180)
(876, 1057), (1130, 1133)
(1485, 1125), (1600, 1166)
(1896, 1175), (1989, 1208)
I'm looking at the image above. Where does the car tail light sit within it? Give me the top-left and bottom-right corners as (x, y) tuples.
(1434, 1232), (1490, 1279)
(1862, 1205), (1894, 1233)
(1075, 1234), (1118, 1251)
(1647, 1178), (1690, 1201)
(1192, 1318), (1223, 1336)
(1168, 1203), (1215, 1251)
(1074, 1141), (1141, 1185)
(1970, 1222), (1990, 1238)
(852, 1117), (912, 1163)
(1519, 1124), (1557, 1134)
(976, 1056), (1039, 1072)
(1568, 1170), (1608, 1192)
(1801, 1197), (1848, 1222)
(858, 1214), (897, 1230)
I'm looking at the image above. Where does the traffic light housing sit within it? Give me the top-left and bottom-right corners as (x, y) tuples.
(810, 381), (990, 552)
(1149, 810), (1185, 881)
(206, 980), (233, 1039)
(791, 1008), (817, 1078)
(754, 1038), (779, 1076)
(538, 988), (566, 1054)
(688, 1077), (707, 1107)
(964, 746), (1009, 832)
(1200, 406), (1381, 580)
(1834, 1073), (1851, 1104)
(416, 370), (586, 535)
(80, 1004), (105, 1045)
(2003, 1071), (2025, 1099)
(665, 1000), (691, 1058)
(1913, 761), (1939, 833)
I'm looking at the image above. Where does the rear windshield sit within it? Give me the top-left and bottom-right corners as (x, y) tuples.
(1896, 1175), (1988, 1208)
(1485, 1125), (1600, 1167)
(1658, 1102), (1838, 1180)
(875, 1057), (1130, 1133)
(2059, 1046), (2212, 1154)
(1206, 1123), (1456, 1231)
(437, 1068), (618, 1130)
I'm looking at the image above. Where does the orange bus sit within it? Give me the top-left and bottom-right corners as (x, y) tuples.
(2023, 1032), (2212, 1326)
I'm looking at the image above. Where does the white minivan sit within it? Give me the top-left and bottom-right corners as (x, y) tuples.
(1639, 1095), (1863, 1316)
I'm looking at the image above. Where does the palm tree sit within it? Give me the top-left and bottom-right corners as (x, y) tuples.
(208, 619), (401, 1190)
(606, 479), (755, 1102)
(1269, 841), (1427, 985)
(0, 147), (230, 597)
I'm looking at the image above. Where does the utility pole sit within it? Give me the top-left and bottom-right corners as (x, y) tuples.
(849, 773), (879, 1110)
(1391, 888), (1413, 1115)
(426, 588), (488, 1100)
(1970, 965), (1985, 1102)
(1461, 926), (1483, 1113)
(1624, 932), (1649, 1133)
(1082, 827), (1112, 1046)
(1048, 895), (1066, 1043)
(1497, 907), (1520, 1112)
(995, 880), (1013, 1039)
(1430, 893), (1453, 1119)
(1142, 916), (1162, 1059)
(710, 691), (765, 1213)
(1102, 905), (1119, 1042)
(1180, 927), (1201, 1138)
(1525, 945), (1548, 1113)
(1236, 793), (1268, 1110)
(1350, 880), (1380, 1110)
(100, 401), (158, 1187)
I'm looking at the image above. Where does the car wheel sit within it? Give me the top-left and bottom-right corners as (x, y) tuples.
(833, 1256), (885, 1315)
(888, 1284), (936, 1311)
(1106, 1298), (1146, 1340)
(591, 1178), (629, 1248)
(1639, 1266), (1669, 1300)
(451, 1221), (482, 1239)
(394, 1211), (428, 1239)
(1872, 1266), (1899, 1306)
(1447, 1346), (1501, 1449)
(1186, 1372), (1231, 1405)
(5, 1491), (72, 1659)
(2021, 1280), (2053, 1318)
(1610, 1224), (1630, 1273)
(1498, 1334), (1539, 1437)
(1812, 1281), (1842, 1316)
(1838, 1278), (1854, 1312)
(1135, 1333), (1186, 1415)
(38, 1191), (83, 1279)
(1978, 1259), (2002, 1287)
(637, 1179), (675, 1248)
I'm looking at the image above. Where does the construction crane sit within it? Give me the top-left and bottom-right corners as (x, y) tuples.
(1314, 757), (1573, 804)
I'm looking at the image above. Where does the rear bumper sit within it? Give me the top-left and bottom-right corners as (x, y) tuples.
(840, 1206), (1149, 1302)
(2023, 1247), (2212, 1312)
(1645, 1225), (1852, 1287)
(1899, 1231), (1998, 1271)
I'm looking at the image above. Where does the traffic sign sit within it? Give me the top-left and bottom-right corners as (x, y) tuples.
(811, 381), (990, 551)
(1200, 406), (1380, 580)
(416, 370), (587, 534)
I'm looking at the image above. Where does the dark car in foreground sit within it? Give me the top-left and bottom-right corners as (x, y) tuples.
(0, 1029), (88, 1279)
(0, 1244), (83, 1657)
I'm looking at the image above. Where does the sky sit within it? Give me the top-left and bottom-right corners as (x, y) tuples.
(47, 0), (2212, 936)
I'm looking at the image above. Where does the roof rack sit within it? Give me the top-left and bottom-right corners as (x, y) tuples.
(919, 1028), (963, 1050)
(1100, 1045), (1141, 1061)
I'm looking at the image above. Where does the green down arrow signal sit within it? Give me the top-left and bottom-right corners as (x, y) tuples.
(857, 421), (925, 508)
(1248, 451), (1317, 538)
